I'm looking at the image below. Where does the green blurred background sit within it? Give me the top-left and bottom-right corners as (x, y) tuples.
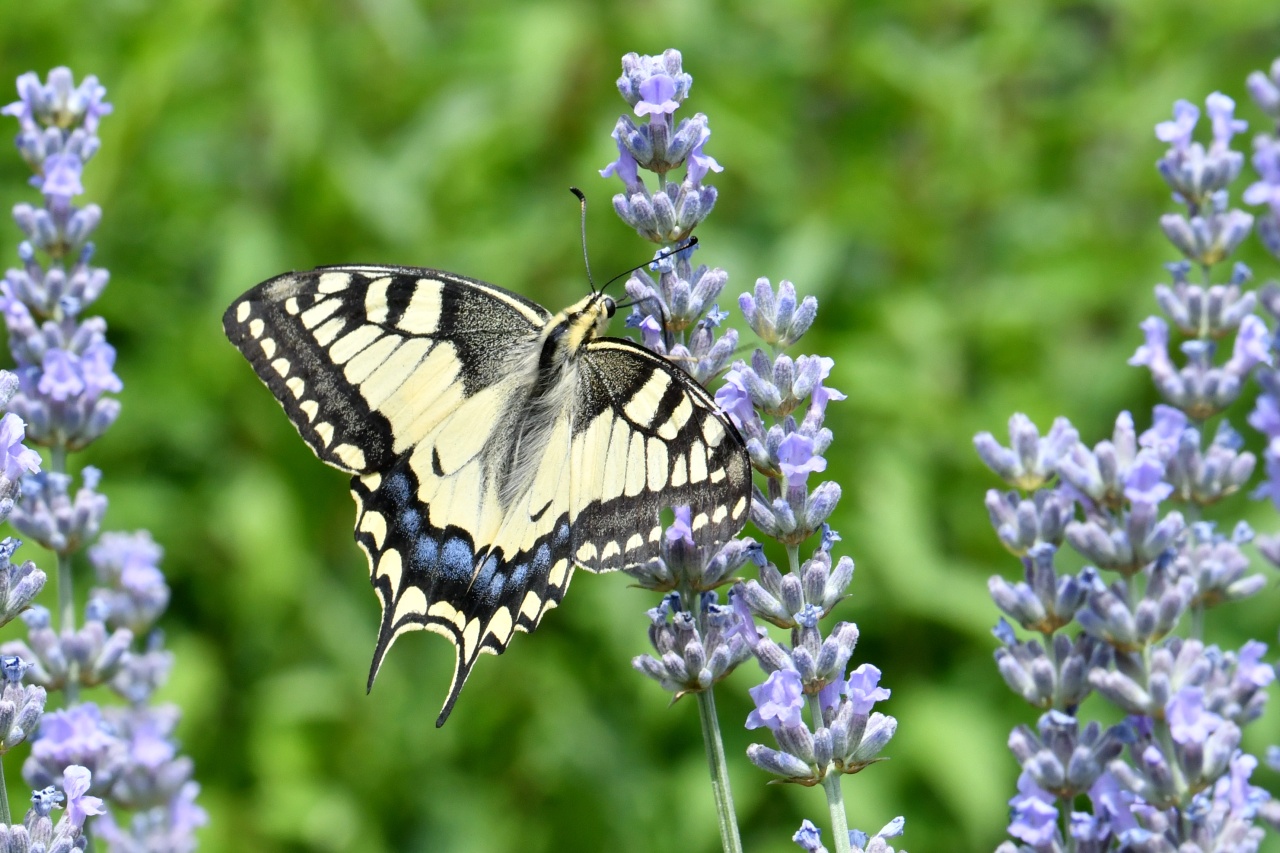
(2, 1), (1280, 851)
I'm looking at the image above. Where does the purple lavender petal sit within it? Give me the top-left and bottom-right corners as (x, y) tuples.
(745, 669), (805, 731)
(635, 74), (679, 116)
(844, 663), (890, 715)
(62, 764), (105, 828)
(1155, 99), (1199, 149)
(777, 432), (827, 488)
(37, 348), (84, 401)
(1167, 686), (1224, 744)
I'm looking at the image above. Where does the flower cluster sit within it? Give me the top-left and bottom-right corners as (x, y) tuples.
(606, 51), (902, 853)
(725, 285), (895, 805)
(981, 61), (1280, 852)
(1, 68), (119, 451)
(981, 409), (1274, 850)
(601, 49), (720, 244)
(0, 68), (205, 850)
(0, 763), (104, 853)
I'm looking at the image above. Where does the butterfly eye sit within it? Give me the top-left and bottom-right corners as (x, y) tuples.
(603, 296), (617, 318)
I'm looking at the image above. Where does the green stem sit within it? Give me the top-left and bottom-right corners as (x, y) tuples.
(0, 753), (10, 826)
(695, 686), (744, 853)
(806, 691), (851, 853)
(48, 444), (78, 704)
(821, 771), (852, 853)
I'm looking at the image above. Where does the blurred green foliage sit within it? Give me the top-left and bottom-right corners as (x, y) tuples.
(2, 1), (1280, 851)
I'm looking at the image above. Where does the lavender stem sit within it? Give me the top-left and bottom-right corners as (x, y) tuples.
(695, 686), (743, 853)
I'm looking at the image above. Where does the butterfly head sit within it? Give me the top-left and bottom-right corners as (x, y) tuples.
(556, 291), (616, 352)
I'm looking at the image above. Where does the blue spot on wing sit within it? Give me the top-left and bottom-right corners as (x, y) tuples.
(413, 536), (438, 572)
(509, 562), (529, 590)
(385, 472), (412, 506)
(474, 555), (503, 604)
(441, 537), (474, 583)
(532, 543), (551, 574)
(400, 507), (421, 535)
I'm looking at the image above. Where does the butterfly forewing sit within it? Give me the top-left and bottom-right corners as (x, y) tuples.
(222, 266), (548, 472)
(224, 264), (752, 725)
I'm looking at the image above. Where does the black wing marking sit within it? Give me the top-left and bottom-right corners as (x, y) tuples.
(567, 339), (752, 572)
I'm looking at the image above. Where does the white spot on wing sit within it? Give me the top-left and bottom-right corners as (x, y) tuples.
(235, 302), (251, 323)
(285, 377), (305, 398)
(314, 316), (346, 347)
(260, 338), (276, 359)
(702, 416), (726, 448)
(485, 608), (514, 645)
(669, 396), (693, 433)
(624, 430), (646, 497)
(519, 591), (543, 621)
(249, 318), (264, 338)
(670, 454), (688, 488)
(427, 601), (464, 629)
(300, 298), (340, 329)
(271, 357), (290, 377)
(329, 326), (383, 366)
(689, 442), (708, 483)
(549, 558), (570, 587)
(335, 443), (366, 469)
(360, 510), (387, 547)
(314, 421), (335, 446)
(344, 334), (402, 385)
(395, 585), (427, 621)
(318, 272), (351, 294)
(379, 548), (403, 589)
(462, 618), (480, 659)
(623, 372), (672, 426)
(398, 278), (444, 335)
(647, 437), (669, 492)
(366, 276), (392, 324)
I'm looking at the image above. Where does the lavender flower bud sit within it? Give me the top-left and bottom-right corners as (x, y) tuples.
(975, 414), (1079, 491)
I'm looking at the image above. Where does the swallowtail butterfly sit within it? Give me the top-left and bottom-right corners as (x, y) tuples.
(224, 265), (751, 724)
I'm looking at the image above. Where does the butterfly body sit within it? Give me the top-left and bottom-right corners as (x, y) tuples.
(224, 265), (750, 724)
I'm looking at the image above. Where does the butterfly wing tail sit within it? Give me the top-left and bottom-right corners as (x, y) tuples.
(362, 585), (477, 727)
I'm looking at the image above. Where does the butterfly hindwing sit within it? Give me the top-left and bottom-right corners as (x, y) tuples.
(567, 339), (752, 571)
(353, 449), (577, 726)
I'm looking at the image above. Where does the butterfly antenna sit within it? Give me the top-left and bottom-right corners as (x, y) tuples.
(570, 187), (598, 294)
(600, 236), (698, 296)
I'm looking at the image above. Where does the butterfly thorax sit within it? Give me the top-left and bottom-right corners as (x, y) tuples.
(498, 292), (616, 507)
(531, 292), (615, 399)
